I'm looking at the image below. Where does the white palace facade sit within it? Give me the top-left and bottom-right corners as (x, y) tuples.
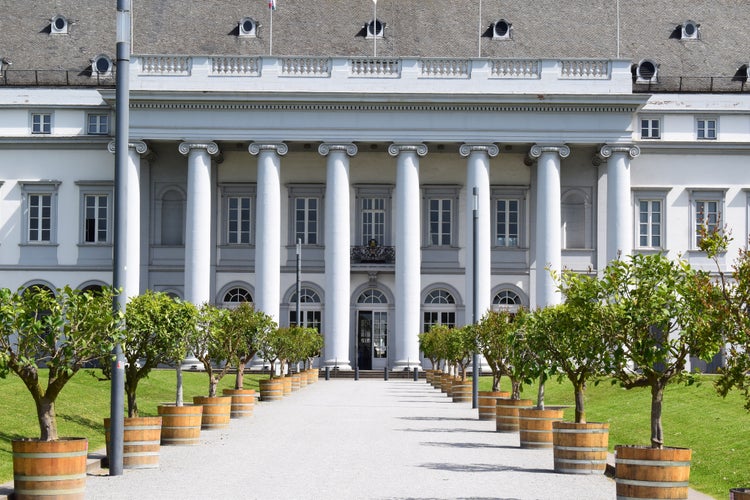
(1, 1), (749, 371)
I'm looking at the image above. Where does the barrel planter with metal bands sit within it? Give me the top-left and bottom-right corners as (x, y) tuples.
(12, 437), (88, 499)
(615, 445), (691, 500)
(552, 421), (609, 475)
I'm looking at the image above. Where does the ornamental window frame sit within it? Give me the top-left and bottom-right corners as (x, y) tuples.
(19, 181), (60, 245)
(633, 189), (669, 251)
(422, 185), (459, 248)
(355, 185), (393, 246)
(639, 116), (661, 139)
(30, 112), (52, 135)
(696, 117), (718, 140)
(688, 188), (726, 249)
(491, 187), (527, 249)
(77, 181), (113, 245)
(220, 183), (256, 246)
(287, 184), (324, 247)
(87, 113), (110, 135)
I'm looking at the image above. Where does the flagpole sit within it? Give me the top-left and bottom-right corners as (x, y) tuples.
(373, 0), (377, 58)
(269, 3), (273, 56)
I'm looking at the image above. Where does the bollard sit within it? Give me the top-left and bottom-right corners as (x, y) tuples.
(384, 366), (389, 381)
(413, 367), (419, 381)
(325, 366), (330, 380)
(354, 366), (359, 381)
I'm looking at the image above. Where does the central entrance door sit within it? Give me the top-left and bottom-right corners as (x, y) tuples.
(357, 311), (387, 370)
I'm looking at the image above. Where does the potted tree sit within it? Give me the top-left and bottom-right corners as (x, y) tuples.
(191, 303), (233, 430)
(258, 326), (284, 401)
(601, 253), (722, 498)
(444, 325), (475, 403)
(475, 310), (531, 432)
(109, 291), (195, 467)
(223, 302), (275, 418)
(150, 296), (202, 446)
(471, 310), (513, 420)
(419, 326), (446, 388)
(302, 327), (324, 384)
(512, 308), (564, 449)
(0, 285), (121, 497)
(698, 229), (750, 499)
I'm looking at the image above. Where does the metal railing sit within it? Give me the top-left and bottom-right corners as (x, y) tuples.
(0, 69), (116, 87)
(351, 245), (395, 264)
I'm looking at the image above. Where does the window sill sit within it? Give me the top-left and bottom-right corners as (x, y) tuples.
(19, 242), (58, 247)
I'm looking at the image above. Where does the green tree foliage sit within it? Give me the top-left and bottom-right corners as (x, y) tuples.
(601, 253), (722, 448)
(699, 229), (750, 411)
(443, 325), (475, 381)
(223, 303), (276, 389)
(123, 291), (198, 416)
(192, 303), (234, 397)
(474, 310), (522, 395)
(0, 286), (122, 441)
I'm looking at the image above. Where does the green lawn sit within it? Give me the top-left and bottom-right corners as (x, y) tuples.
(479, 375), (750, 499)
(1, 371), (748, 498)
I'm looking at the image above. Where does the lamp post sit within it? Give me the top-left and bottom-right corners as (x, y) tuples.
(471, 187), (479, 408)
(110, 0), (131, 477)
(296, 238), (301, 325)
(372, 0), (378, 57)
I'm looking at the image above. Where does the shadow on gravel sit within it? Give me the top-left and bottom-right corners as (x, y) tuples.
(418, 462), (552, 474)
(397, 427), (489, 434)
(421, 441), (518, 450)
(397, 399), (456, 404)
(390, 497), (521, 500)
(398, 416), (478, 422)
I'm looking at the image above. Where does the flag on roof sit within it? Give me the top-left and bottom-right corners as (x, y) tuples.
(269, 0), (276, 10)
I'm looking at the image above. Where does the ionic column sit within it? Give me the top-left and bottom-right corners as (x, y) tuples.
(460, 144), (498, 323)
(389, 143), (427, 369)
(599, 144), (640, 263)
(319, 143), (358, 370)
(179, 141), (219, 306)
(108, 140), (148, 302)
(249, 142), (287, 323)
(529, 144), (569, 308)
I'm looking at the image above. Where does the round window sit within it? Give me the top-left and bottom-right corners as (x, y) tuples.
(684, 22), (696, 36)
(495, 20), (509, 37)
(94, 55), (111, 74)
(242, 19), (254, 33)
(369, 20), (382, 35)
(638, 60), (656, 80)
(53, 16), (67, 31)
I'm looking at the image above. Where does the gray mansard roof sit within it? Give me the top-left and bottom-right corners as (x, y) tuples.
(1, 0), (748, 81)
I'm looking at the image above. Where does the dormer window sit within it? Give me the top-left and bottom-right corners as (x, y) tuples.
(91, 55), (113, 77)
(681, 20), (699, 40)
(366, 19), (384, 38)
(634, 59), (658, 83)
(50, 15), (68, 34)
(493, 19), (512, 40)
(239, 17), (257, 37)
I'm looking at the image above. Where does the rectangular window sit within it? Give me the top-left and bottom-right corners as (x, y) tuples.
(361, 197), (386, 245)
(87, 114), (109, 135)
(496, 198), (520, 247)
(697, 118), (717, 140)
(84, 194), (109, 243)
(423, 311), (456, 333)
(640, 118), (660, 139)
(290, 310), (322, 331)
(31, 113), (51, 134)
(227, 196), (252, 244)
(294, 197), (319, 245)
(428, 198), (452, 246)
(28, 194), (52, 242)
(695, 200), (720, 245)
(638, 200), (662, 248)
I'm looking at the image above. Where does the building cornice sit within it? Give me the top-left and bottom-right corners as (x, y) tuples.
(0, 136), (112, 149)
(636, 142), (750, 154)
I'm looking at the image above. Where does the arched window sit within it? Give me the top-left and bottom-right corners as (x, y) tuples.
(161, 189), (184, 245)
(423, 288), (456, 332)
(222, 287), (253, 307)
(358, 289), (387, 304)
(290, 287), (322, 331)
(492, 289), (522, 314)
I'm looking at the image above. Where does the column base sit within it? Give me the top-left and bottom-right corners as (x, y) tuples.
(392, 359), (424, 371)
(323, 359), (352, 371)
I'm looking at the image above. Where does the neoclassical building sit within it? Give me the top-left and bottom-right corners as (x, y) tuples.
(1, 1), (748, 371)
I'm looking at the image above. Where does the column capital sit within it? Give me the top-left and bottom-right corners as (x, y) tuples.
(178, 141), (220, 156)
(529, 144), (570, 159)
(248, 142), (288, 156)
(388, 143), (428, 157)
(598, 143), (641, 160)
(318, 143), (358, 156)
(459, 143), (499, 158)
(107, 140), (149, 155)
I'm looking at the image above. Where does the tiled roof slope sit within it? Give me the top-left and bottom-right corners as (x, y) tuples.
(0, 0), (747, 79)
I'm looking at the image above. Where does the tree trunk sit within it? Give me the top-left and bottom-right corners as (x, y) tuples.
(36, 397), (58, 441)
(511, 379), (521, 400)
(235, 363), (245, 390)
(208, 375), (218, 398)
(651, 382), (665, 449)
(125, 377), (139, 418)
(574, 383), (586, 424)
(175, 364), (184, 406)
(536, 375), (545, 410)
(492, 372), (501, 391)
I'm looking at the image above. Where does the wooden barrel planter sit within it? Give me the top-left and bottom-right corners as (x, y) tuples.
(193, 396), (232, 430)
(222, 388), (256, 418)
(440, 374), (453, 394)
(477, 391), (510, 421)
(518, 408), (564, 449)
(431, 372), (443, 389)
(425, 369), (434, 384)
(12, 437), (88, 499)
(309, 368), (319, 382)
(731, 488), (750, 500)
(291, 373), (302, 392)
(615, 445), (691, 500)
(495, 398), (533, 432)
(104, 416), (162, 469)
(552, 421), (609, 474)
(280, 376), (292, 396)
(298, 372), (308, 388)
(451, 379), (472, 403)
(157, 403), (203, 445)
(259, 378), (284, 401)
